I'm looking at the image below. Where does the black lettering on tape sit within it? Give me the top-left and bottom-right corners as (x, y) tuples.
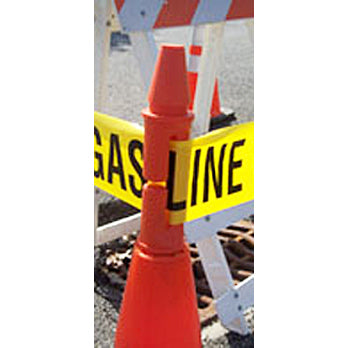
(108, 134), (126, 190)
(94, 126), (104, 180)
(228, 139), (246, 194)
(167, 150), (187, 211)
(203, 144), (227, 203)
(190, 149), (201, 207)
(128, 140), (145, 198)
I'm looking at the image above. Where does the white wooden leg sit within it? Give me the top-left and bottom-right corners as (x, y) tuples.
(196, 235), (234, 298)
(236, 275), (254, 310)
(191, 22), (225, 137)
(95, 213), (141, 246)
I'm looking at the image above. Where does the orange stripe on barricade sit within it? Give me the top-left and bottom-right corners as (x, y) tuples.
(154, 0), (199, 29)
(226, 0), (254, 20)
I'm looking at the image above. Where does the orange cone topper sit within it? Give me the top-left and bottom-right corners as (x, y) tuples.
(114, 45), (202, 348)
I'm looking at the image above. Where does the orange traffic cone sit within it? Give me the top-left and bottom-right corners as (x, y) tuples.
(114, 45), (201, 348)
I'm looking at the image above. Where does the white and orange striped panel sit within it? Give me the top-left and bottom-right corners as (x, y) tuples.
(113, 0), (254, 32)
(187, 27), (222, 117)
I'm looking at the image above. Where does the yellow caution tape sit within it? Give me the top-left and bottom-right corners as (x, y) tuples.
(94, 112), (144, 210)
(94, 112), (254, 224)
(168, 121), (254, 224)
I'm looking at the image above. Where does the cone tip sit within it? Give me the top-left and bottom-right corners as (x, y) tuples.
(148, 44), (190, 116)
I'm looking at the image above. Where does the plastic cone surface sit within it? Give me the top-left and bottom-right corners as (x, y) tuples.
(115, 244), (201, 347)
(114, 45), (201, 348)
(187, 71), (198, 112)
(210, 80), (222, 118)
(148, 45), (190, 116)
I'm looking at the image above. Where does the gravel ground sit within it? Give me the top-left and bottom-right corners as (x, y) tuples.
(103, 20), (253, 125)
(95, 19), (254, 348)
(94, 293), (118, 348)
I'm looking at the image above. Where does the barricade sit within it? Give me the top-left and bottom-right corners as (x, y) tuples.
(94, 0), (254, 337)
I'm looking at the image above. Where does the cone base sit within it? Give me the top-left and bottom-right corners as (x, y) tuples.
(115, 243), (202, 348)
